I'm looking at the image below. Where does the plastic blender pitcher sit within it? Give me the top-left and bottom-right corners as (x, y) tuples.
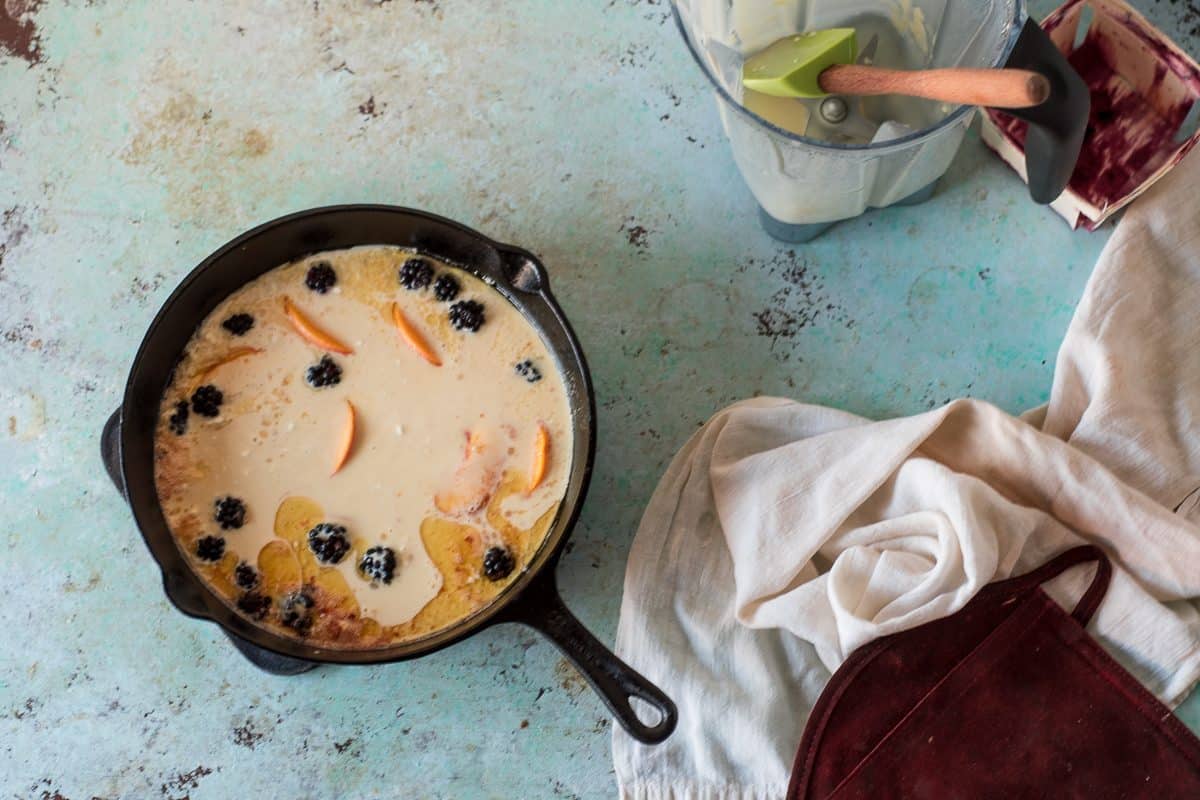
(672, 0), (1024, 241)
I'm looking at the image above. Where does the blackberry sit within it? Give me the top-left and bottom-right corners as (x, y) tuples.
(432, 273), (461, 302)
(237, 591), (271, 620)
(482, 546), (515, 581)
(234, 562), (259, 590)
(304, 355), (342, 389)
(305, 261), (337, 293)
(221, 313), (255, 336)
(191, 384), (224, 418)
(448, 300), (485, 332)
(307, 523), (351, 565)
(214, 496), (246, 530)
(167, 400), (190, 435)
(398, 258), (434, 290)
(514, 359), (542, 383)
(195, 535), (225, 562)
(359, 546), (397, 585)
(279, 590), (315, 634)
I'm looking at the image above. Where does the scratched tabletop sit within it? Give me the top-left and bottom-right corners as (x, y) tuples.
(2, 1), (1198, 798)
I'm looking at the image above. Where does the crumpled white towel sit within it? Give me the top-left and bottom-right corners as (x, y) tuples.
(613, 151), (1200, 800)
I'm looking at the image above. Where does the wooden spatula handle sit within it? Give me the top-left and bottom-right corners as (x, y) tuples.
(819, 65), (1050, 109)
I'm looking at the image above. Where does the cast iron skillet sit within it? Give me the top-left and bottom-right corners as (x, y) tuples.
(98, 205), (677, 745)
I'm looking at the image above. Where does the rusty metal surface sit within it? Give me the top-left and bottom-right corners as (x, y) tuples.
(1, 0), (1197, 797)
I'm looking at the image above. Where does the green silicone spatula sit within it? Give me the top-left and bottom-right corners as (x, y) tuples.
(743, 28), (1050, 109)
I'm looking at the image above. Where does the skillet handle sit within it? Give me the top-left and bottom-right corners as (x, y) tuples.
(502, 569), (678, 744)
(101, 408), (127, 498)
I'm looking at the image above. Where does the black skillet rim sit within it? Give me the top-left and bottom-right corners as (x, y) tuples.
(117, 204), (597, 663)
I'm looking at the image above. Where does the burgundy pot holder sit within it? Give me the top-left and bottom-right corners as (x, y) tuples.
(788, 546), (1200, 799)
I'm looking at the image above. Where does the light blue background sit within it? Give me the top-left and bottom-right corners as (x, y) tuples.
(1, 1), (1197, 797)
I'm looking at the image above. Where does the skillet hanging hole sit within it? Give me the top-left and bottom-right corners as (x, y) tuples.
(499, 250), (547, 293)
(629, 696), (665, 728)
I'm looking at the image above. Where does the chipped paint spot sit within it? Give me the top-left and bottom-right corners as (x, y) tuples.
(0, 205), (29, 274)
(747, 250), (854, 349)
(621, 218), (649, 250)
(241, 128), (270, 156)
(358, 95), (382, 118)
(62, 573), (102, 592)
(1, 317), (55, 353)
(618, 42), (653, 69)
(159, 765), (214, 799)
(0, 0), (45, 66)
(753, 306), (801, 339)
(129, 272), (166, 304)
(3, 206), (28, 248)
(26, 779), (68, 800)
(3, 390), (45, 440)
(9, 697), (38, 719)
(122, 89), (276, 226)
(554, 657), (586, 697)
(232, 719), (266, 749)
(552, 778), (584, 799)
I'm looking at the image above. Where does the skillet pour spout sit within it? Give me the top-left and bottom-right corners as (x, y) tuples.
(99, 205), (677, 745)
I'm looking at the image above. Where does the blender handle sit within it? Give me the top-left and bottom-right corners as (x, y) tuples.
(820, 65), (1050, 109)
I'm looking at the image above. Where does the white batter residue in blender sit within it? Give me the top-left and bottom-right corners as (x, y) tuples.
(888, 0), (930, 60)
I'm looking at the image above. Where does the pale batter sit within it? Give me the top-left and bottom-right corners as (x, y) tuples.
(154, 246), (572, 648)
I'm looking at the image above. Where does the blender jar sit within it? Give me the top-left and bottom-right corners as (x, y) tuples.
(672, 0), (1024, 241)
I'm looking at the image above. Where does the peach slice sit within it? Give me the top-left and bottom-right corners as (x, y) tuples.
(192, 347), (262, 388)
(528, 423), (550, 493)
(391, 302), (441, 367)
(434, 481), (494, 516)
(434, 430), (497, 515)
(331, 399), (356, 476)
(282, 296), (353, 354)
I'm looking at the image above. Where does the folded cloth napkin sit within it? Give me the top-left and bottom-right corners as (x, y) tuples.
(613, 151), (1200, 800)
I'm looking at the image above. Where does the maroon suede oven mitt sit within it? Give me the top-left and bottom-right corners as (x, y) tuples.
(788, 546), (1200, 799)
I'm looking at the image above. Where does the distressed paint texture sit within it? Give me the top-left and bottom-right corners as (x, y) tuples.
(0, 0), (1198, 797)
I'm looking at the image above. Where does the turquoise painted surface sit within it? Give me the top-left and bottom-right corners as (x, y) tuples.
(1, 0), (1197, 797)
